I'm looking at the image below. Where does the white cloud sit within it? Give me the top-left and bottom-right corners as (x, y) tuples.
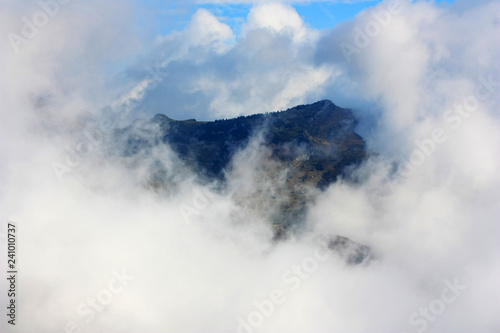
(157, 8), (235, 54)
(1, 0), (500, 332)
(126, 3), (329, 120)
(242, 3), (313, 43)
(195, 0), (373, 4)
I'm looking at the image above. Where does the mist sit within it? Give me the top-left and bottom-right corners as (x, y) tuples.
(1, 0), (499, 332)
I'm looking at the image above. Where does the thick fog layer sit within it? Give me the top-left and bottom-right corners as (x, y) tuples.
(0, 0), (499, 332)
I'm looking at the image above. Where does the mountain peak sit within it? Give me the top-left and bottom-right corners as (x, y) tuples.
(152, 113), (173, 123)
(117, 100), (366, 239)
(148, 100), (364, 185)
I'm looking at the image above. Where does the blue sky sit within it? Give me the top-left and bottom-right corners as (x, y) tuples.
(137, 0), (456, 38)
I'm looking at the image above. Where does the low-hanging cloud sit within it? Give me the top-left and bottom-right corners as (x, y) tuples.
(1, 0), (499, 333)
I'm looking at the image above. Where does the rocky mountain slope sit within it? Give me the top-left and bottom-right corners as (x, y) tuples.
(150, 100), (365, 184)
(116, 100), (372, 263)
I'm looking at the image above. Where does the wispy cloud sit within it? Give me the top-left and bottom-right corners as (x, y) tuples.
(0, 0), (499, 332)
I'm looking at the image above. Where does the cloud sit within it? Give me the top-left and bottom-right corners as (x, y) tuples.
(157, 8), (235, 54)
(242, 3), (310, 42)
(127, 4), (332, 120)
(195, 0), (374, 4)
(1, 0), (499, 333)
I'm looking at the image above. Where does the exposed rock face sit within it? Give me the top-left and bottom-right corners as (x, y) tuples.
(151, 100), (366, 188)
(328, 236), (373, 265)
(116, 100), (373, 263)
